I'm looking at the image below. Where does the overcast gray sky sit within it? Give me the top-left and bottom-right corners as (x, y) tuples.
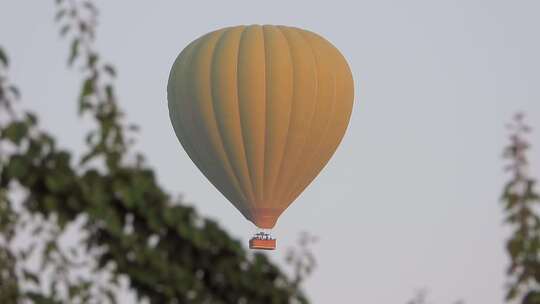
(2, 0), (540, 303)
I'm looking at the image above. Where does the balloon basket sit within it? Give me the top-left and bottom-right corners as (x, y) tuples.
(249, 231), (276, 250)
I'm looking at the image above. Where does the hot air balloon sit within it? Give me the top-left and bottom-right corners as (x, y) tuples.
(167, 25), (354, 250)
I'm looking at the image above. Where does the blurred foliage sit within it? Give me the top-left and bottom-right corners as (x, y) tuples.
(403, 113), (540, 304)
(502, 113), (540, 304)
(0, 0), (312, 303)
(405, 289), (464, 304)
(285, 232), (317, 292)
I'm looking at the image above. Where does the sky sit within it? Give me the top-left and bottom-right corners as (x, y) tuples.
(2, 0), (540, 303)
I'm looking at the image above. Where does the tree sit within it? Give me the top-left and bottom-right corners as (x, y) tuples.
(0, 1), (312, 303)
(501, 113), (540, 304)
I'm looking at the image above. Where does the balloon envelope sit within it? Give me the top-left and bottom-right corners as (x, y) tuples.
(168, 25), (354, 229)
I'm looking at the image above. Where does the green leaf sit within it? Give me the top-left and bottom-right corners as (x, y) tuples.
(0, 47), (8, 67)
(79, 21), (88, 33)
(104, 64), (116, 77)
(55, 151), (71, 168)
(43, 195), (58, 211)
(1, 121), (28, 145)
(25, 112), (38, 125)
(128, 124), (139, 132)
(113, 180), (134, 208)
(105, 210), (123, 235)
(523, 290), (540, 304)
(80, 144), (104, 164)
(88, 53), (99, 67)
(105, 84), (114, 101)
(8, 86), (20, 100)
(22, 269), (40, 285)
(78, 78), (93, 114)
(83, 1), (97, 13)
(68, 38), (80, 66)
(54, 9), (66, 22)
(84, 131), (96, 145)
(106, 152), (121, 169)
(6, 155), (29, 179)
(25, 291), (62, 304)
(45, 174), (63, 193)
(104, 288), (117, 304)
(60, 24), (70, 37)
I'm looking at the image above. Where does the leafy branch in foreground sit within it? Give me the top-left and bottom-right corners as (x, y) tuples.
(1, 43), (116, 303)
(0, 46), (22, 304)
(502, 113), (540, 303)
